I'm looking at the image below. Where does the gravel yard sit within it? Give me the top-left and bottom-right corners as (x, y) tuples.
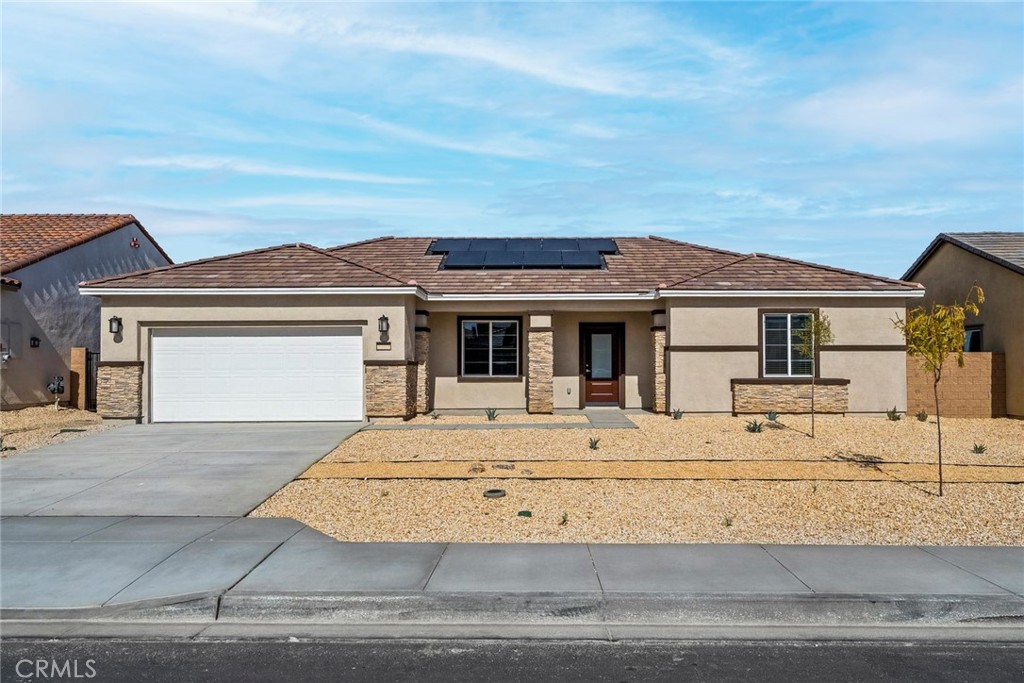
(372, 413), (589, 425)
(253, 414), (1024, 545)
(325, 415), (1024, 466)
(1, 406), (118, 455)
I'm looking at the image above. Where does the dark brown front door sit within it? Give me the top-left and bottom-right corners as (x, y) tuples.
(581, 323), (624, 406)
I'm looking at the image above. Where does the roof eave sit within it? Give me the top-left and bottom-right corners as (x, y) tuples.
(904, 233), (1024, 279)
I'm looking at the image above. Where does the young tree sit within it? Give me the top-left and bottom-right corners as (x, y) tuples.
(794, 310), (835, 438)
(893, 286), (984, 496)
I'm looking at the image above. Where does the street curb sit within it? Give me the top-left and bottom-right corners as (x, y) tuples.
(0, 594), (218, 622)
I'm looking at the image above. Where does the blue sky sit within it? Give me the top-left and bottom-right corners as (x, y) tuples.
(2, 2), (1021, 277)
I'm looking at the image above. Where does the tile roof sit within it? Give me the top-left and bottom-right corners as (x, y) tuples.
(82, 235), (921, 294)
(1, 214), (172, 274)
(903, 232), (1024, 279)
(82, 243), (411, 289)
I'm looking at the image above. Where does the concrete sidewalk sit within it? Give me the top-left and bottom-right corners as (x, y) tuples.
(2, 516), (1022, 631)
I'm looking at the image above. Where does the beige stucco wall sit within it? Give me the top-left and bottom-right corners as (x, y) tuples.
(667, 296), (911, 413)
(426, 300), (656, 411)
(910, 242), (1024, 417)
(1, 224), (169, 408)
(98, 293), (415, 421)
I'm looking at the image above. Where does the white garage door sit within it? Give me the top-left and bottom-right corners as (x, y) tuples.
(151, 327), (363, 422)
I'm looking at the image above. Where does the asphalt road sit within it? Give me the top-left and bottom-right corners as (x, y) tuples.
(2, 639), (1021, 683)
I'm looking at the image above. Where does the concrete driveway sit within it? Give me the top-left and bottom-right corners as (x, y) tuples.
(0, 422), (361, 516)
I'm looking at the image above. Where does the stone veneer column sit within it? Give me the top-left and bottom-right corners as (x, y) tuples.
(414, 310), (431, 414)
(651, 310), (667, 414)
(364, 362), (416, 418)
(527, 313), (554, 414)
(96, 361), (143, 421)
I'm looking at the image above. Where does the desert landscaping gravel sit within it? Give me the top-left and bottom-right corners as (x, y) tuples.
(1, 406), (119, 455)
(372, 413), (589, 425)
(253, 414), (1024, 545)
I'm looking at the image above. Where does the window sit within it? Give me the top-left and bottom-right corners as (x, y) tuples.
(964, 326), (983, 352)
(460, 319), (520, 377)
(763, 312), (812, 377)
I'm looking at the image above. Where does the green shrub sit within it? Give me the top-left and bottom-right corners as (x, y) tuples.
(589, 437), (600, 450)
(886, 407), (902, 421)
(671, 409), (683, 420)
(915, 410), (928, 422)
(745, 419), (763, 433)
(485, 408), (498, 421)
(431, 411), (440, 420)
(972, 443), (987, 454)
(723, 515), (734, 528)
(765, 410), (779, 423)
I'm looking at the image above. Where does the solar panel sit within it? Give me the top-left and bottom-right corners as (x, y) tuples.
(484, 251), (524, 267)
(541, 238), (579, 251)
(429, 239), (472, 253)
(505, 238), (545, 251)
(577, 238), (618, 254)
(521, 251), (564, 268)
(444, 251), (487, 268)
(469, 239), (505, 251)
(561, 251), (604, 268)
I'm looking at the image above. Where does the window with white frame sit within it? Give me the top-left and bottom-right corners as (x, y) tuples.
(762, 312), (813, 377)
(460, 319), (520, 377)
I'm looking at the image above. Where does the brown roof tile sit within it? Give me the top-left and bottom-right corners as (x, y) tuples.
(1, 214), (172, 274)
(904, 231), (1024, 279)
(82, 235), (920, 294)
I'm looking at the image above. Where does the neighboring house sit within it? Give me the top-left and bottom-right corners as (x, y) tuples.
(80, 236), (922, 423)
(903, 232), (1024, 418)
(1, 214), (172, 409)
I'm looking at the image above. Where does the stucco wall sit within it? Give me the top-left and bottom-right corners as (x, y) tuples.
(1, 224), (169, 408)
(910, 242), (1024, 417)
(98, 293), (415, 421)
(667, 297), (911, 413)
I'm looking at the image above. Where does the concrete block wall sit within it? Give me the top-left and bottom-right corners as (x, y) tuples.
(907, 352), (1006, 418)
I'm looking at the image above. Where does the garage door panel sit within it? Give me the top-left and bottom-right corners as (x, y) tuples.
(151, 328), (363, 422)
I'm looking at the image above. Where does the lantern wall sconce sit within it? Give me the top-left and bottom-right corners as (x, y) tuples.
(29, 336), (40, 348)
(378, 315), (390, 344)
(108, 316), (123, 335)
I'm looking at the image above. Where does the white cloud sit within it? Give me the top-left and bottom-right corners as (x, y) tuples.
(122, 155), (425, 185)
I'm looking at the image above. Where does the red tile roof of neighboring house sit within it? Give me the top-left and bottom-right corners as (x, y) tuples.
(0, 214), (173, 275)
(82, 235), (922, 294)
(903, 231), (1024, 279)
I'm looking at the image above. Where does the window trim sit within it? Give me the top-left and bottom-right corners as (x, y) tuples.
(758, 309), (818, 379)
(457, 316), (523, 379)
(964, 324), (983, 352)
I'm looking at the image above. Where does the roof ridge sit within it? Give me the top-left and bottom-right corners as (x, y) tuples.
(328, 235), (396, 251)
(644, 234), (748, 258)
(297, 244), (412, 287)
(79, 242), (299, 287)
(753, 252), (921, 289)
(664, 254), (754, 288)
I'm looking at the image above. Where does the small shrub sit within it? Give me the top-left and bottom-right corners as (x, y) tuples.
(972, 443), (988, 454)
(765, 410), (779, 423)
(0, 434), (12, 452)
(745, 419), (763, 433)
(559, 512), (569, 526)
(589, 437), (600, 450)
(915, 410), (928, 422)
(485, 408), (498, 421)
(723, 515), (733, 528)
(886, 406), (902, 421)
(431, 411), (440, 420)
(517, 510), (532, 518)
(671, 409), (683, 420)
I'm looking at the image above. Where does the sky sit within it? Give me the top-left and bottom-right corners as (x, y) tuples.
(2, 1), (1021, 278)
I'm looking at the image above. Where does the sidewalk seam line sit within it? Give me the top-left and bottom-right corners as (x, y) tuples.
(915, 546), (1021, 597)
(421, 543), (450, 591)
(760, 545), (815, 593)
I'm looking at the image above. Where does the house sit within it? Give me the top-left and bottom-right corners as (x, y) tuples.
(1, 214), (172, 409)
(903, 232), (1023, 418)
(79, 236), (922, 422)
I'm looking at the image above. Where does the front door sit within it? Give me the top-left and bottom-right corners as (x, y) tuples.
(581, 323), (623, 406)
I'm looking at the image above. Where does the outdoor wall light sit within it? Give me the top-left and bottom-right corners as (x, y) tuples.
(378, 315), (390, 344)
(108, 316), (123, 335)
(29, 336), (40, 348)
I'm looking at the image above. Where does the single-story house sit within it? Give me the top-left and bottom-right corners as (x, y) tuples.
(903, 231), (1023, 418)
(80, 236), (923, 422)
(1, 214), (172, 409)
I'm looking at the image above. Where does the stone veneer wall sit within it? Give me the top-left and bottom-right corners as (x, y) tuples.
(732, 380), (849, 415)
(527, 328), (554, 413)
(652, 327), (666, 414)
(365, 362), (416, 418)
(96, 362), (143, 420)
(907, 352), (1006, 418)
(414, 328), (431, 414)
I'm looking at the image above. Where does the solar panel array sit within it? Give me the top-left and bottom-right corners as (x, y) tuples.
(429, 238), (618, 270)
